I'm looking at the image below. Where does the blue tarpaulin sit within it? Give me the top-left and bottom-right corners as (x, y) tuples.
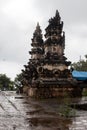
(72, 70), (87, 81)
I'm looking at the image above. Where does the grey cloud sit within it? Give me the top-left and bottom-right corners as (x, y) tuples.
(0, 12), (29, 63)
(33, 0), (87, 25)
(0, 0), (87, 79)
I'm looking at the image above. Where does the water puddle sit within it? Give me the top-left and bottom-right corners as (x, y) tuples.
(0, 91), (87, 130)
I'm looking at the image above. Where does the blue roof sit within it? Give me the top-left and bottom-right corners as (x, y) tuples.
(72, 70), (87, 81)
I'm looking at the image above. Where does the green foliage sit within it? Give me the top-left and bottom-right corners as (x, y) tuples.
(82, 89), (87, 96)
(59, 97), (76, 118)
(14, 73), (23, 89)
(0, 74), (14, 90)
(71, 55), (87, 71)
(60, 105), (72, 118)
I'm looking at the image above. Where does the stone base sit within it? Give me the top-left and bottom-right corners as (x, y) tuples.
(26, 85), (82, 98)
(23, 78), (83, 98)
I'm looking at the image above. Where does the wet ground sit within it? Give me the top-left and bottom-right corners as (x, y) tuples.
(0, 91), (87, 130)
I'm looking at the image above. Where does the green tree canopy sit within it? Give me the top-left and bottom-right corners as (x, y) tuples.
(71, 55), (87, 71)
(14, 73), (23, 89)
(0, 74), (14, 90)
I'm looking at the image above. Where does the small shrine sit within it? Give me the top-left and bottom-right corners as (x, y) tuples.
(22, 10), (82, 98)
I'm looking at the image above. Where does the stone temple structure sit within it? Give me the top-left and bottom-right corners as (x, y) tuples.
(22, 10), (82, 98)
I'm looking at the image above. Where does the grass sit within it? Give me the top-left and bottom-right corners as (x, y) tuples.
(82, 90), (87, 96)
(59, 97), (76, 118)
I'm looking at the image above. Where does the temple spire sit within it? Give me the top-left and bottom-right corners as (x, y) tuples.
(36, 22), (40, 32)
(55, 10), (60, 17)
(37, 22), (40, 27)
(33, 22), (42, 37)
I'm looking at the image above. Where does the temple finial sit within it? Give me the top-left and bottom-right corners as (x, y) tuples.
(36, 22), (40, 31)
(37, 22), (40, 27)
(55, 10), (60, 17)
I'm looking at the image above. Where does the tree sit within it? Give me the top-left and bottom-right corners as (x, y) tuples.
(85, 54), (87, 60)
(0, 74), (14, 90)
(71, 55), (87, 71)
(14, 73), (23, 89)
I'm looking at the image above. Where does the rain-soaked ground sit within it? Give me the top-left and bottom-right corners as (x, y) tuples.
(0, 91), (87, 130)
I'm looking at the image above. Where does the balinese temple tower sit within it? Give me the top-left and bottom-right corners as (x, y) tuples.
(38, 10), (71, 79)
(22, 23), (43, 87)
(22, 10), (82, 98)
(29, 22), (44, 65)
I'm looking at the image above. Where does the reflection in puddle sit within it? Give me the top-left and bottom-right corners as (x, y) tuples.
(0, 91), (87, 130)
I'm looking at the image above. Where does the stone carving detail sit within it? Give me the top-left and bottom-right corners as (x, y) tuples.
(21, 10), (82, 98)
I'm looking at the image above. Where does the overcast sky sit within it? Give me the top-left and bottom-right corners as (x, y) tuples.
(0, 0), (87, 80)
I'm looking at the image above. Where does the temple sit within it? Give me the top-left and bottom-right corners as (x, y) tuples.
(22, 10), (82, 98)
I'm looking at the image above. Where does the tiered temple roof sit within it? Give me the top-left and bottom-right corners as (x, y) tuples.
(20, 10), (83, 98)
(22, 23), (44, 86)
(22, 10), (71, 87)
(29, 23), (44, 64)
(43, 10), (70, 66)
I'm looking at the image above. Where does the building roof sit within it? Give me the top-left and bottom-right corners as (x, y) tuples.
(72, 70), (87, 81)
